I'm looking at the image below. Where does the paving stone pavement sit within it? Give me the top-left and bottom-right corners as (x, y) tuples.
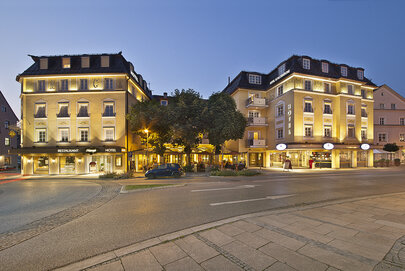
(0, 180), (121, 252)
(57, 192), (405, 271)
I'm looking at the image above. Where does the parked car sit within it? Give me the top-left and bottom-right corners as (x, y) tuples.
(145, 163), (182, 179)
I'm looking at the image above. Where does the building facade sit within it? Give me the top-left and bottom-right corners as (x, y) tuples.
(373, 84), (405, 162)
(223, 55), (376, 168)
(15, 53), (151, 174)
(0, 91), (19, 169)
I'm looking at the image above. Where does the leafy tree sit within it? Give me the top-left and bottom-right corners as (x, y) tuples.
(206, 92), (247, 167)
(383, 143), (399, 152)
(127, 100), (172, 161)
(169, 89), (205, 166)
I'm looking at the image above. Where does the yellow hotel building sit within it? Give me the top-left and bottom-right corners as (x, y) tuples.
(14, 53), (151, 174)
(223, 55), (376, 168)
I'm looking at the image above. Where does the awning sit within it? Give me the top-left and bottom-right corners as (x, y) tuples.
(373, 149), (391, 154)
(9, 146), (125, 155)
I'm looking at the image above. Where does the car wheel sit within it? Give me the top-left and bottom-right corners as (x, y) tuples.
(147, 174), (156, 179)
(173, 172), (181, 178)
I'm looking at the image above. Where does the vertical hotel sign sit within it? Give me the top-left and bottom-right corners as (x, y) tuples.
(287, 104), (292, 135)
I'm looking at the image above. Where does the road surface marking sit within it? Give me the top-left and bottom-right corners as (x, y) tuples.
(210, 194), (295, 206)
(192, 185), (257, 192)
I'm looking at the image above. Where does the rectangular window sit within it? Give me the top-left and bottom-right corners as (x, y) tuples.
(361, 107), (367, 117)
(57, 103), (69, 118)
(80, 79), (88, 90)
(379, 117), (385, 125)
(303, 58), (310, 70)
(116, 156), (122, 167)
(104, 78), (113, 90)
(104, 127), (115, 141)
(36, 128), (47, 143)
(378, 133), (387, 142)
(79, 128), (89, 142)
(1, 105), (6, 112)
(278, 64), (285, 75)
(400, 134), (405, 142)
(77, 102), (89, 117)
(400, 118), (405, 125)
(361, 89), (366, 99)
(62, 57), (71, 69)
(248, 111), (259, 118)
(160, 100), (168, 106)
(61, 79), (69, 91)
(347, 85), (354, 95)
(35, 103), (46, 118)
(5, 138), (10, 146)
(38, 80), (46, 92)
(304, 125), (313, 137)
(39, 58), (48, 69)
(304, 80), (312, 91)
(324, 103), (332, 114)
(103, 102), (115, 117)
(59, 128), (69, 142)
(391, 103), (396, 110)
(322, 62), (329, 73)
(324, 126), (332, 138)
(4, 121), (9, 129)
(380, 103), (385, 109)
(361, 129), (367, 140)
(277, 85), (283, 96)
(347, 104), (355, 115)
(348, 126), (355, 138)
(81, 56), (90, 68)
(304, 101), (313, 112)
(341, 66), (348, 77)
(324, 83), (331, 93)
(248, 74), (262, 84)
(276, 105), (284, 116)
(101, 56), (110, 67)
(357, 70), (364, 80)
(277, 128), (284, 139)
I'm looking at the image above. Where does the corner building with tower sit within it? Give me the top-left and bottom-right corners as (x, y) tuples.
(14, 53), (151, 174)
(223, 55), (376, 169)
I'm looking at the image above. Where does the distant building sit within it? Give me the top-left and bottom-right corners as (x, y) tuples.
(153, 92), (169, 106)
(373, 84), (405, 162)
(14, 52), (151, 174)
(0, 91), (19, 169)
(223, 55), (377, 168)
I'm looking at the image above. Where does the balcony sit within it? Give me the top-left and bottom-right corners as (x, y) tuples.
(246, 139), (267, 148)
(361, 111), (368, 118)
(246, 97), (268, 108)
(247, 117), (268, 126)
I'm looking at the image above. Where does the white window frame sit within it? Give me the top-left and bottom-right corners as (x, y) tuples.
(79, 128), (89, 142)
(304, 80), (312, 91)
(276, 104), (284, 117)
(341, 66), (348, 77)
(378, 133), (387, 142)
(324, 82), (331, 93)
(347, 103), (355, 115)
(400, 118), (405, 125)
(103, 101), (115, 117)
(35, 103), (47, 118)
(36, 128), (47, 143)
(380, 103), (385, 109)
(303, 58), (310, 70)
(248, 111), (260, 118)
(104, 127), (115, 141)
(321, 62), (328, 73)
(391, 103), (396, 110)
(379, 117), (385, 125)
(304, 125), (313, 137)
(347, 125), (355, 138)
(57, 102), (69, 117)
(104, 78), (114, 90)
(278, 64), (286, 75)
(304, 100), (313, 113)
(5, 138), (10, 146)
(324, 126), (332, 138)
(324, 102), (332, 114)
(4, 121), (9, 129)
(62, 57), (71, 69)
(347, 84), (354, 95)
(248, 74), (262, 85)
(38, 80), (46, 92)
(276, 128), (284, 139)
(58, 128), (70, 142)
(361, 128), (367, 140)
(277, 85), (284, 96)
(61, 79), (69, 91)
(77, 102), (89, 117)
(160, 100), (168, 106)
(357, 70), (364, 80)
(80, 79), (88, 90)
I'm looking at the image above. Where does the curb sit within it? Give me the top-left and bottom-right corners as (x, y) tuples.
(119, 184), (187, 194)
(54, 191), (405, 271)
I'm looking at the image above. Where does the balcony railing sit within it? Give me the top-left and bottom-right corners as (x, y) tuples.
(245, 97), (268, 107)
(247, 117), (268, 126)
(361, 111), (368, 117)
(246, 139), (266, 148)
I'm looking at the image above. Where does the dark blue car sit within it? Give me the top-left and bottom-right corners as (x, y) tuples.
(145, 163), (182, 179)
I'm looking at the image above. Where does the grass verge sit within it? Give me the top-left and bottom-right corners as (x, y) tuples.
(124, 184), (175, 190)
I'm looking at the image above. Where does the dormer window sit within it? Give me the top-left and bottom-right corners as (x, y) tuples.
(278, 63), (286, 75)
(341, 66), (348, 77)
(62, 57), (71, 69)
(321, 62), (328, 73)
(81, 56), (90, 68)
(303, 58), (310, 70)
(357, 69), (364, 80)
(101, 55), (110, 67)
(248, 74), (261, 84)
(39, 58), (48, 70)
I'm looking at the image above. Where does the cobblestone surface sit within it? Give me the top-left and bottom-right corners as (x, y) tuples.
(0, 180), (121, 251)
(59, 192), (405, 271)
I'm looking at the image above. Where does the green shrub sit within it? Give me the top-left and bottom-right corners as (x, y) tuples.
(99, 172), (118, 179)
(114, 170), (134, 179)
(237, 169), (261, 176)
(210, 170), (238, 176)
(183, 165), (194, 172)
(394, 158), (401, 166)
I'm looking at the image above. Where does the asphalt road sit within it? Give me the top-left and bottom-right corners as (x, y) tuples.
(1, 168), (405, 270)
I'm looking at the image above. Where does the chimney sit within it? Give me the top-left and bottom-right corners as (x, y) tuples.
(163, 92), (167, 98)
(228, 76), (231, 84)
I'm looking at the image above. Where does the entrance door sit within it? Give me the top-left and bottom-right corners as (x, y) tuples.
(249, 153), (263, 167)
(357, 151), (368, 167)
(340, 151), (353, 168)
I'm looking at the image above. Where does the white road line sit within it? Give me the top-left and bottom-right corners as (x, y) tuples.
(191, 185), (257, 192)
(210, 194), (295, 206)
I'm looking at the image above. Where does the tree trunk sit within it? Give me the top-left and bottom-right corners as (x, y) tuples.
(221, 145), (224, 170)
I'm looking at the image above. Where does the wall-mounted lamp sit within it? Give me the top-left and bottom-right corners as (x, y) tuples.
(78, 158), (82, 163)
(51, 159), (56, 163)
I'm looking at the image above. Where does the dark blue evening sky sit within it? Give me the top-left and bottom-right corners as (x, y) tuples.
(0, 0), (404, 116)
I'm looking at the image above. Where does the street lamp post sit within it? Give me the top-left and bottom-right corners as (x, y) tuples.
(144, 129), (149, 170)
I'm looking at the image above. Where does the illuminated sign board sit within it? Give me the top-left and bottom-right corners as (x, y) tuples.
(57, 149), (79, 153)
(323, 143), (334, 150)
(360, 144), (370, 150)
(276, 143), (287, 151)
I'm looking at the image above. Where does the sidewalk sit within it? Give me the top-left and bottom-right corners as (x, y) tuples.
(56, 193), (405, 271)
